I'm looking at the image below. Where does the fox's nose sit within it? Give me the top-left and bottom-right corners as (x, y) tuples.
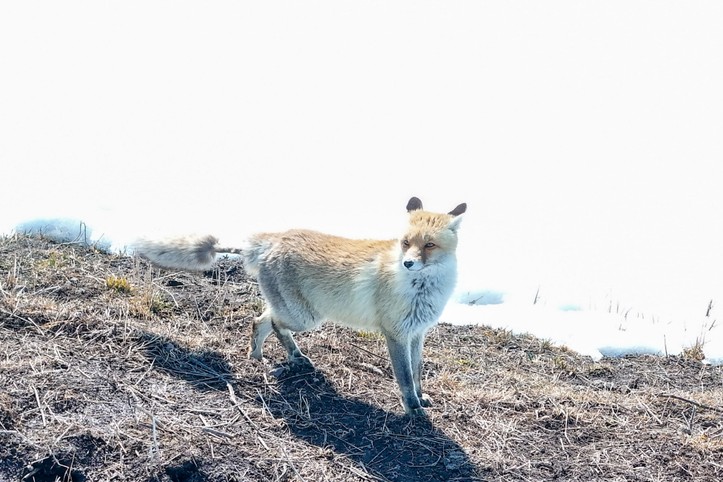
(403, 260), (414, 269)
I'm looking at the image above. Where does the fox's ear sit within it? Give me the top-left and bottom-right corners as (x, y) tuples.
(448, 202), (467, 216)
(406, 197), (423, 212)
(448, 214), (464, 232)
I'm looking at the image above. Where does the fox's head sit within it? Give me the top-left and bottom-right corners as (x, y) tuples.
(400, 197), (466, 272)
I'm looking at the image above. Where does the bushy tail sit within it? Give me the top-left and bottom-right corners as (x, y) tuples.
(134, 235), (243, 271)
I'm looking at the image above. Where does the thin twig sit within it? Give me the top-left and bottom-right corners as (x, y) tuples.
(227, 382), (259, 428)
(150, 414), (159, 459)
(279, 446), (307, 482)
(659, 393), (723, 413)
(202, 426), (233, 439)
(348, 342), (388, 363)
(33, 386), (46, 426)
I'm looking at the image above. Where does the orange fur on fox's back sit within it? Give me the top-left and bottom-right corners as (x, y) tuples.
(244, 230), (395, 273)
(242, 229), (405, 331)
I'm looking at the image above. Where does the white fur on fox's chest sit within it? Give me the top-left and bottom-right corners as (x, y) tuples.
(326, 257), (457, 335)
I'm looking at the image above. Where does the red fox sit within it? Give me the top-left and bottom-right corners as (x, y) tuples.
(135, 197), (466, 416)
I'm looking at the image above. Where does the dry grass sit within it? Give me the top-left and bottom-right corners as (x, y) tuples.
(0, 234), (721, 481)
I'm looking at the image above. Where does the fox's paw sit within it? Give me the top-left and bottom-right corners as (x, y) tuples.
(248, 348), (264, 361)
(401, 396), (429, 418)
(406, 406), (429, 418)
(269, 365), (288, 378)
(419, 394), (433, 408)
(289, 353), (314, 367)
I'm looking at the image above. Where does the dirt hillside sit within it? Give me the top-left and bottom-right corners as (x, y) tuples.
(0, 234), (721, 481)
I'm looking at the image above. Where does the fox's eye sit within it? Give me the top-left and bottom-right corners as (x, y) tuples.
(402, 240), (409, 247)
(425, 242), (436, 249)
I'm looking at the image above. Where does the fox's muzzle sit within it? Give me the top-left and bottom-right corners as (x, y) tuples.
(402, 258), (423, 271)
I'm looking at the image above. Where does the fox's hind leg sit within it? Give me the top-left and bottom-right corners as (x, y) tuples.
(273, 325), (313, 367)
(248, 308), (274, 360)
(249, 308), (312, 375)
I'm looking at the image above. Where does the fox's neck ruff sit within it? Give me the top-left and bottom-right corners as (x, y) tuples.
(397, 258), (457, 332)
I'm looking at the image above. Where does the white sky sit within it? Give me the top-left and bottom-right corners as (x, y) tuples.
(1, 2), (722, 359)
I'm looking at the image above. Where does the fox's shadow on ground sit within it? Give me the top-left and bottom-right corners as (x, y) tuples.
(261, 364), (484, 482)
(137, 332), (235, 391)
(139, 337), (483, 481)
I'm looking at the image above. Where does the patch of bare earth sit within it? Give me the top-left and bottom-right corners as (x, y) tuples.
(1, 234), (721, 481)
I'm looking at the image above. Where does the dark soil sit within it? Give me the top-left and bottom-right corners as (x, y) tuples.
(1, 234), (721, 481)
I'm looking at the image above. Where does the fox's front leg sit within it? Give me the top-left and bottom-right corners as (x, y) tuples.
(410, 331), (432, 408)
(384, 334), (426, 417)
